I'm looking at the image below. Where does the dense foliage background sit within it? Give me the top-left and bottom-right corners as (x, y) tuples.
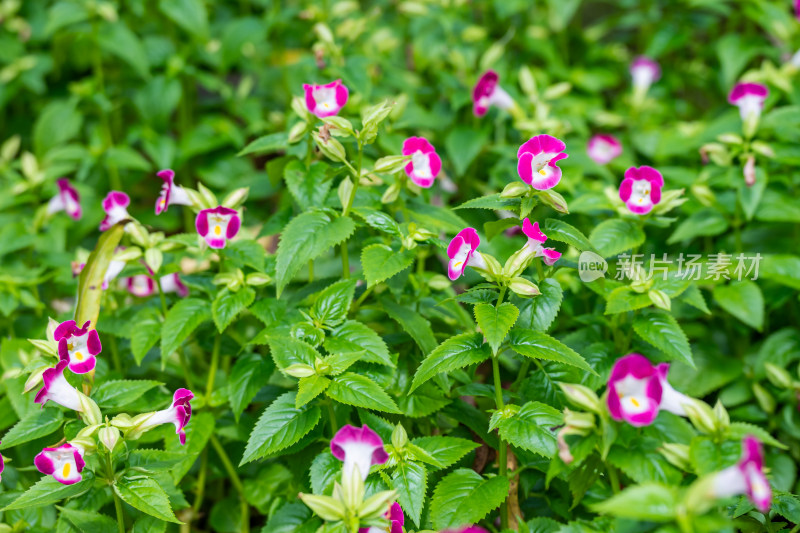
(2, 0), (800, 532)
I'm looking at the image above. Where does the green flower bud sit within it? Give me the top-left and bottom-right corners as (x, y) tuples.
(558, 383), (602, 413)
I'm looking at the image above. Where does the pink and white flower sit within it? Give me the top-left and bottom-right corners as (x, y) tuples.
(303, 79), (349, 118)
(619, 166), (663, 215)
(517, 135), (568, 190)
(607, 353), (691, 427)
(359, 502), (403, 533)
(34, 443), (85, 485)
(34, 357), (83, 411)
(472, 70), (514, 117)
(631, 56), (661, 96)
(99, 191), (131, 231)
(521, 218), (561, 266)
(0, 445), (3, 482)
(402, 137), (441, 188)
(196, 206), (241, 249)
(136, 389), (194, 445)
(155, 169), (192, 215)
(711, 436), (771, 513)
(46, 179), (82, 220)
(126, 275), (155, 298)
(587, 135), (622, 165)
(160, 273), (189, 297)
(728, 82), (769, 122)
(54, 320), (101, 374)
(330, 424), (389, 482)
(447, 227), (487, 281)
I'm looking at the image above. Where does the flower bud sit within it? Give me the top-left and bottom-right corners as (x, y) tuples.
(743, 111), (759, 139)
(284, 363), (316, 378)
(1, 135), (20, 162)
(222, 187), (249, 209)
(713, 399), (730, 431)
(752, 382), (775, 414)
(374, 155), (410, 174)
(563, 409), (595, 430)
(361, 100), (394, 129)
(428, 274), (451, 291)
(718, 133), (743, 145)
(358, 490), (398, 519)
(543, 82), (572, 100)
(508, 276), (540, 297)
(145, 248), (163, 274)
(110, 413), (135, 430)
(338, 177), (354, 209)
(519, 66), (537, 96)
(291, 96), (310, 121)
(391, 424), (408, 450)
(288, 121), (308, 144)
(184, 188), (213, 210)
(299, 493), (346, 521)
(342, 463), (365, 512)
(558, 383), (602, 413)
(381, 182), (401, 204)
(71, 436), (96, 453)
(245, 272), (272, 287)
(126, 221), (150, 248)
(648, 289), (671, 311)
(197, 183), (219, 211)
(751, 141), (775, 159)
(504, 247), (534, 279)
(659, 442), (690, 470)
(500, 181), (529, 198)
(765, 363), (793, 389)
(699, 142), (731, 166)
(691, 184), (715, 206)
(99, 426), (121, 452)
(321, 116), (355, 137)
(114, 246), (142, 262)
(24, 366), (48, 393)
(78, 393), (103, 426)
(313, 131), (347, 162)
(78, 424), (101, 438)
(537, 189), (569, 214)
(683, 398), (717, 434)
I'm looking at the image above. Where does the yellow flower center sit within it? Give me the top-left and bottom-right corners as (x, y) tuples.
(630, 397), (640, 407)
(538, 169), (547, 176)
(62, 462), (71, 478)
(74, 351), (83, 361)
(214, 226), (222, 236)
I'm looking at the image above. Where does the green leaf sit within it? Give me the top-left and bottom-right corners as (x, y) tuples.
(224, 240), (266, 271)
(75, 224), (125, 329)
(326, 372), (401, 414)
(275, 210), (355, 296)
(760, 255), (800, 290)
(161, 298), (212, 363)
(495, 401), (561, 457)
(310, 451), (339, 495)
(445, 126), (489, 176)
(411, 436), (479, 469)
(0, 408), (63, 449)
(632, 310), (693, 366)
(605, 286), (651, 315)
(508, 329), (594, 373)
(409, 333), (491, 393)
(241, 391), (322, 465)
(131, 307), (162, 364)
(351, 207), (401, 236)
(532, 278), (563, 331)
(212, 287), (255, 332)
(589, 219), (645, 258)
(608, 439), (682, 484)
(33, 100), (83, 157)
(92, 380), (162, 409)
(325, 320), (393, 367)
(2, 474), (92, 511)
(391, 461), (427, 527)
(59, 507), (118, 533)
(727, 422), (786, 449)
(713, 280), (764, 331)
(430, 469), (509, 530)
(380, 297), (437, 354)
(543, 219), (595, 251)
(98, 21), (150, 79)
(238, 132), (289, 157)
(455, 194), (520, 210)
(283, 160), (332, 210)
(361, 245), (415, 288)
(296, 375), (331, 408)
(772, 491), (800, 523)
(229, 353), (274, 421)
(114, 476), (181, 523)
(311, 279), (357, 327)
(667, 208), (728, 244)
(474, 302), (518, 354)
(258, 335), (318, 370)
(591, 483), (678, 521)
(158, 0), (208, 38)
(263, 502), (321, 533)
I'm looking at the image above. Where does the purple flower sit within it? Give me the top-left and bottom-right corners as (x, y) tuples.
(517, 135), (568, 190)
(631, 56), (661, 95)
(100, 191), (131, 231)
(472, 70), (513, 117)
(728, 82), (769, 122)
(137, 388), (194, 445)
(402, 137), (442, 188)
(587, 134), (622, 165)
(160, 273), (189, 297)
(447, 228), (486, 281)
(34, 443), (85, 485)
(711, 436), (771, 513)
(155, 169), (192, 215)
(521, 218), (561, 266)
(34, 357), (83, 411)
(359, 502), (404, 533)
(330, 424), (389, 482)
(607, 354), (691, 427)
(46, 179), (82, 220)
(619, 166), (663, 215)
(126, 275), (155, 298)
(54, 320), (101, 374)
(196, 206), (241, 249)
(0, 443), (4, 483)
(303, 79), (349, 118)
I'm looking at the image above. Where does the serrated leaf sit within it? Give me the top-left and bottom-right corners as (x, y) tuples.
(238, 132), (288, 157)
(632, 310), (693, 367)
(607, 439), (682, 484)
(283, 160), (332, 210)
(114, 476), (181, 523)
(412, 436), (479, 470)
(296, 375), (331, 408)
(474, 302), (518, 354)
(224, 240), (266, 271)
(158, 0), (208, 38)
(351, 207), (401, 236)
(409, 333), (491, 393)
(430, 469), (509, 530)
(263, 501), (321, 533)
(212, 287), (255, 332)
(2, 474), (92, 511)
(508, 329), (594, 373)
(92, 379), (162, 409)
(605, 286), (651, 315)
(391, 461), (427, 527)
(161, 298), (212, 362)
(129, 449), (186, 471)
(310, 451), (339, 495)
(495, 401), (561, 457)
(59, 507), (118, 533)
(131, 307), (162, 364)
(326, 372), (401, 414)
(361, 244), (415, 288)
(0, 408), (63, 449)
(454, 193), (520, 210)
(592, 483), (678, 521)
(589, 219), (645, 258)
(532, 278), (563, 331)
(325, 320), (393, 367)
(543, 218), (595, 251)
(311, 279), (357, 327)
(713, 280), (764, 331)
(727, 422), (786, 449)
(275, 210), (355, 296)
(380, 297), (437, 354)
(241, 392), (322, 464)
(229, 353), (274, 421)
(256, 335), (318, 370)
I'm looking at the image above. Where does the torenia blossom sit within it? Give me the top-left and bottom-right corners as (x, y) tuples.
(330, 424), (389, 483)
(359, 502), (403, 533)
(521, 218), (561, 266)
(711, 436), (771, 513)
(303, 79), (349, 118)
(135, 389), (194, 445)
(619, 166), (663, 215)
(34, 443), (85, 485)
(447, 228), (487, 281)
(517, 135), (568, 190)
(0, 444), (3, 482)
(160, 273), (189, 297)
(402, 137), (441, 188)
(126, 275), (155, 298)
(54, 320), (101, 374)
(34, 357), (83, 411)
(99, 191), (131, 231)
(630, 56), (660, 99)
(155, 169), (192, 215)
(195, 206), (241, 249)
(472, 70), (514, 117)
(607, 353), (691, 427)
(587, 135), (622, 165)
(46, 179), (82, 220)
(728, 82), (768, 122)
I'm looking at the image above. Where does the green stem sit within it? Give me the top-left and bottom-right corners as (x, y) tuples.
(341, 244), (350, 279)
(191, 448), (208, 513)
(105, 453), (125, 533)
(607, 464), (621, 493)
(497, 285), (507, 306)
(327, 400), (338, 436)
(109, 335), (122, 374)
(210, 434), (249, 532)
(492, 355), (509, 529)
(351, 285), (374, 313)
(205, 333), (222, 403)
(155, 277), (168, 318)
(340, 143), (363, 278)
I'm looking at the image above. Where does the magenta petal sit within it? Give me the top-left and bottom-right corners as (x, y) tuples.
(537, 134), (567, 154)
(619, 178), (633, 202)
(330, 424), (360, 461)
(388, 502), (404, 525)
(34, 451), (56, 475)
(195, 210), (210, 237)
(522, 219), (547, 243)
(87, 330), (102, 355)
(226, 214), (241, 239)
(334, 81), (349, 107)
(69, 355), (96, 374)
(517, 152), (534, 185)
(54, 320), (77, 341)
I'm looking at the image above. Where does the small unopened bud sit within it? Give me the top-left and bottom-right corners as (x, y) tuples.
(298, 493), (346, 521)
(222, 187), (249, 209)
(245, 272), (272, 287)
(78, 393), (103, 426)
(543, 82), (572, 100)
(24, 366), (48, 393)
(648, 289), (671, 311)
(537, 189), (569, 214)
(508, 276), (540, 297)
(743, 155), (756, 187)
(428, 274), (451, 291)
(752, 382), (776, 414)
(563, 409), (595, 430)
(358, 490), (398, 519)
(114, 246), (142, 262)
(342, 464), (365, 511)
(284, 363), (316, 378)
(110, 413), (135, 430)
(197, 183), (218, 210)
(288, 121), (308, 144)
(381, 182), (401, 204)
(713, 399), (730, 431)
(743, 111), (759, 139)
(659, 442), (690, 470)
(313, 131), (347, 162)
(374, 155), (410, 174)
(321, 116), (355, 137)
(338, 177), (354, 209)
(683, 398), (717, 434)
(765, 363), (793, 389)
(558, 383), (602, 413)
(391, 424), (408, 450)
(361, 100), (394, 129)
(501, 181), (530, 198)
(504, 247), (534, 279)
(127, 221), (149, 247)
(751, 141), (775, 159)
(99, 426), (121, 452)
(145, 248), (163, 274)
(1, 135), (20, 162)
(718, 133), (743, 145)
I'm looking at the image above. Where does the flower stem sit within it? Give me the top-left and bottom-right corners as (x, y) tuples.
(492, 356), (509, 530)
(327, 400), (338, 436)
(607, 463), (621, 493)
(113, 489), (125, 533)
(109, 335), (122, 374)
(155, 277), (168, 318)
(205, 333), (222, 403)
(210, 434), (249, 533)
(340, 142), (363, 279)
(191, 448), (208, 514)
